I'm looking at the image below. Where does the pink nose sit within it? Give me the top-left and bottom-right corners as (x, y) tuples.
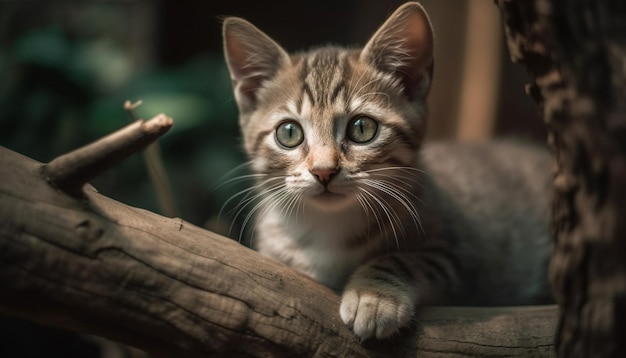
(310, 168), (338, 186)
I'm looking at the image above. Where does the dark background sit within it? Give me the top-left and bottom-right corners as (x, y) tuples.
(0, 0), (545, 356)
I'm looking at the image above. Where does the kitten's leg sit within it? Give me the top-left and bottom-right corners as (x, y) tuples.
(340, 247), (459, 340)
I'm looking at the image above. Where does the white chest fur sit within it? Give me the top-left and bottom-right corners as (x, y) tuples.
(254, 205), (380, 290)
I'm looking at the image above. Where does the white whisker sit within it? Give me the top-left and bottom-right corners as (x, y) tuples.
(363, 166), (428, 176)
(356, 192), (384, 240)
(212, 173), (269, 191)
(368, 173), (424, 204)
(238, 183), (288, 243)
(358, 187), (403, 250)
(356, 165), (428, 240)
(217, 176), (283, 222)
(228, 180), (285, 239)
(210, 160), (256, 190)
(361, 179), (424, 239)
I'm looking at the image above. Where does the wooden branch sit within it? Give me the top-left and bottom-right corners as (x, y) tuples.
(42, 114), (173, 194)
(0, 128), (556, 356)
(496, 0), (626, 357)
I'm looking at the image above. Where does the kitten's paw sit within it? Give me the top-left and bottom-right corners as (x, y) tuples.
(340, 288), (415, 341)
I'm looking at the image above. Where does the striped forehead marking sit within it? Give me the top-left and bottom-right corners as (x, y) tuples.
(297, 49), (351, 111)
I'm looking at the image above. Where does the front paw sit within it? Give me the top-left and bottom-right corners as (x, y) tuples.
(339, 285), (415, 341)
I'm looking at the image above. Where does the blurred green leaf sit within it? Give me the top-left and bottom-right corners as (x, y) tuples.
(14, 28), (70, 69)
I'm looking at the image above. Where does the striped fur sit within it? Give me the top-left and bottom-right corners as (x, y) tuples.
(223, 2), (552, 341)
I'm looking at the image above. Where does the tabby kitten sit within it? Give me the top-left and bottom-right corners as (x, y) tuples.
(222, 2), (552, 341)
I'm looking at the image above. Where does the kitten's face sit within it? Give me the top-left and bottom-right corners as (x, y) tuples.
(244, 50), (426, 210)
(224, 3), (434, 211)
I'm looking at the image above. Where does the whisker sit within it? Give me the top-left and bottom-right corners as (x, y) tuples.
(361, 179), (424, 239)
(228, 177), (285, 215)
(246, 187), (292, 244)
(210, 161), (256, 190)
(218, 176), (283, 222)
(363, 166), (428, 176)
(370, 172), (421, 188)
(348, 77), (385, 105)
(363, 166), (427, 190)
(356, 192), (385, 240)
(228, 181), (285, 239)
(212, 173), (269, 191)
(368, 173), (424, 204)
(358, 187), (403, 250)
(284, 192), (303, 224)
(238, 184), (288, 243)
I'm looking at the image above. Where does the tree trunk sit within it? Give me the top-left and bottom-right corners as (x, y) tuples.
(0, 118), (557, 356)
(496, 0), (626, 357)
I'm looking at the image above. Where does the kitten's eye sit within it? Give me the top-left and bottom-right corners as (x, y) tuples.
(275, 121), (304, 148)
(347, 116), (378, 143)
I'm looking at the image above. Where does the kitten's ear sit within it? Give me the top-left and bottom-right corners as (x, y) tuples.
(223, 17), (291, 113)
(360, 2), (434, 100)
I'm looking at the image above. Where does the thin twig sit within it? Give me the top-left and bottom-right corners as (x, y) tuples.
(123, 100), (179, 217)
(124, 99), (143, 121)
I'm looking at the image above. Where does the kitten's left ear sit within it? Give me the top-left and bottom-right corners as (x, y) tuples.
(360, 2), (434, 100)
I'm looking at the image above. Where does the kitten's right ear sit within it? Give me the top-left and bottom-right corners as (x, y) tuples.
(223, 17), (290, 113)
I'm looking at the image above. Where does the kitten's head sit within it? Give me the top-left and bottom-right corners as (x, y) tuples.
(223, 2), (434, 211)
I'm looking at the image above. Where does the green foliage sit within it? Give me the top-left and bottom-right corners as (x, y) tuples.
(0, 6), (247, 228)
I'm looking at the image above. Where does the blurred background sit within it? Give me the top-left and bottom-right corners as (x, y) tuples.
(0, 0), (546, 356)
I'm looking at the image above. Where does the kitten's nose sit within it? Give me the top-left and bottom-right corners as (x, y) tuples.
(310, 168), (338, 186)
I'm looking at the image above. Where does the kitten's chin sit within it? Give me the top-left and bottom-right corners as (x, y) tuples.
(306, 190), (354, 210)
(315, 191), (345, 201)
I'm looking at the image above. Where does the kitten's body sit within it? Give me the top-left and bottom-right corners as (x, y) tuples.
(257, 140), (552, 304)
(417, 141), (552, 305)
(223, 2), (552, 340)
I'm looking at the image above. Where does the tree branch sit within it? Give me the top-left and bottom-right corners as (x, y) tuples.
(42, 114), (173, 195)
(0, 124), (556, 356)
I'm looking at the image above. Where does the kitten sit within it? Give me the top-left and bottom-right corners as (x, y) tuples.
(222, 2), (552, 341)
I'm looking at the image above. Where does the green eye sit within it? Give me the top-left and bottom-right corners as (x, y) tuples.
(347, 116), (378, 143)
(276, 121), (304, 148)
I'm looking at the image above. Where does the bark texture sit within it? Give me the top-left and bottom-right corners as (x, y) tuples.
(0, 120), (556, 356)
(496, 0), (626, 357)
